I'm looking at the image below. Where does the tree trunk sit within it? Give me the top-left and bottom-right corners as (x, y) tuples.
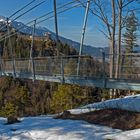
(114, 0), (123, 97)
(115, 0), (122, 79)
(110, 0), (116, 98)
(110, 0), (116, 79)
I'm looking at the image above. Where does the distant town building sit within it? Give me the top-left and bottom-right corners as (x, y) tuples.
(11, 28), (16, 31)
(44, 32), (51, 41)
(30, 35), (33, 39)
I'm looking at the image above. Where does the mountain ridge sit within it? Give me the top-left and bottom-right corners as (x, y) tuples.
(0, 15), (109, 57)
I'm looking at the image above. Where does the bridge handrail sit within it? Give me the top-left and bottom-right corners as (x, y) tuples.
(106, 53), (140, 57)
(1, 55), (92, 61)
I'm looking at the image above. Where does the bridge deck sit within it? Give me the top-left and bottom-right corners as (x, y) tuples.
(1, 71), (140, 91)
(1, 55), (140, 91)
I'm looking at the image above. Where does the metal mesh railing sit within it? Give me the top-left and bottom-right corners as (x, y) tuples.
(113, 53), (140, 80)
(108, 53), (140, 80)
(1, 53), (140, 80)
(1, 55), (104, 78)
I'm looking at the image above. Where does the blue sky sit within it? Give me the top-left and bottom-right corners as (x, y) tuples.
(0, 0), (139, 47)
(0, 0), (108, 47)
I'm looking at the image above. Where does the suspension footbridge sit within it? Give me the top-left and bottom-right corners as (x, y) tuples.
(0, 0), (140, 91)
(0, 54), (140, 91)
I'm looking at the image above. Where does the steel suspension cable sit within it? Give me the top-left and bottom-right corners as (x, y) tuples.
(0, 0), (37, 31)
(0, 1), (83, 42)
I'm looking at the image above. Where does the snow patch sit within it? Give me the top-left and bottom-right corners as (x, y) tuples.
(0, 19), (5, 22)
(68, 94), (140, 115)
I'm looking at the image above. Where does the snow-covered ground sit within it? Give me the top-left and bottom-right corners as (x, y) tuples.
(1, 116), (140, 140)
(0, 116), (122, 140)
(70, 94), (140, 114)
(1, 94), (140, 140)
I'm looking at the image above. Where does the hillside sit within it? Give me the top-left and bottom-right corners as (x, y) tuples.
(0, 15), (109, 57)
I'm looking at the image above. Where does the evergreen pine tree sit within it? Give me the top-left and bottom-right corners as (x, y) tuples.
(123, 12), (138, 53)
(123, 12), (138, 78)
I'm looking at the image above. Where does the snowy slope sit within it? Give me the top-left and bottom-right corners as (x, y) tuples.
(70, 94), (140, 114)
(0, 15), (49, 35)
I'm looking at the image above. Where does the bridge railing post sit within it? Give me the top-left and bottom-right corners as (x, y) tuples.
(0, 47), (3, 76)
(102, 51), (106, 79)
(0, 57), (2, 76)
(32, 58), (36, 81)
(6, 18), (16, 78)
(48, 57), (52, 76)
(61, 56), (64, 83)
(29, 20), (36, 81)
(13, 58), (16, 77)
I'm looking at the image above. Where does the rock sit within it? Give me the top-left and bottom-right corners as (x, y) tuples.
(7, 116), (20, 124)
(62, 110), (71, 119)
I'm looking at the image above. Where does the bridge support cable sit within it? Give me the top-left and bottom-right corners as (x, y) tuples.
(53, 0), (60, 56)
(6, 18), (16, 78)
(1, 36), (7, 74)
(77, 0), (91, 76)
(13, 0), (46, 22)
(0, 1), (83, 43)
(29, 20), (36, 81)
(9, 0), (37, 19)
(0, 0), (39, 31)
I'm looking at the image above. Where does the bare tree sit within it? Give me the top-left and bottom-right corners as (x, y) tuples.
(89, 0), (116, 81)
(77, 0), (139, 97)
(89, 0), (116, 98)
(111, 0), (116, 79)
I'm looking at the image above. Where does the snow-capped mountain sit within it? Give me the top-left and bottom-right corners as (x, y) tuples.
(0, 16), (50, 36)
(0, 16), (108, 57)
